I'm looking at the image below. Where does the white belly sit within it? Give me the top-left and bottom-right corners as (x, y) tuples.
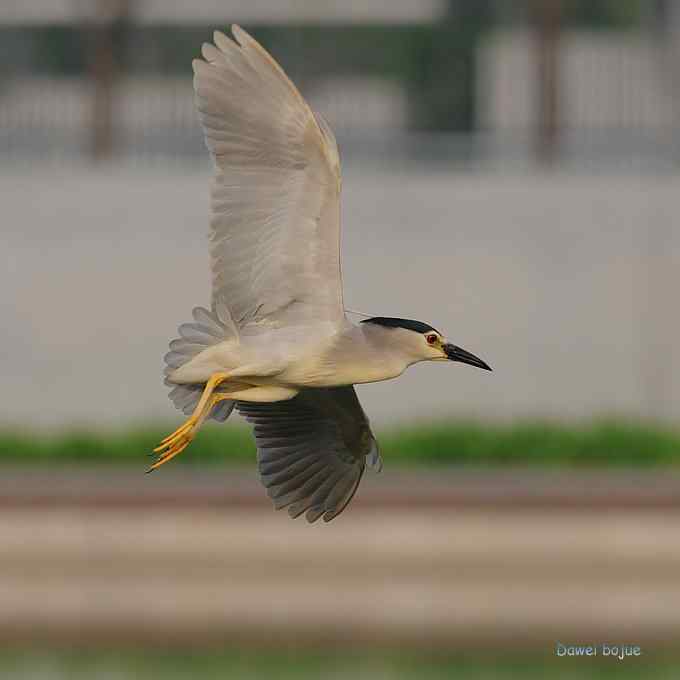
(221, 384), (298, 402)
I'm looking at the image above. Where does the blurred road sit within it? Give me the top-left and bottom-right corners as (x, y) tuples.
(1, 468), (679, 650)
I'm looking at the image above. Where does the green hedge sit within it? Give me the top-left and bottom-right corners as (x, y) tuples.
(381, 420), (680, 467)
(0, 649), (671, 680)
(0, 419), (678, 467)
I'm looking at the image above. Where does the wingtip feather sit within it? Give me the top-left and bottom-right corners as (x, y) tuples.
(201, 42), (221, 62)
(214, 30), (233, 53)
(231, 24), (248, 45)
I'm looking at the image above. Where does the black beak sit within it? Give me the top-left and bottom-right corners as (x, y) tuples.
(442, 343), (492, 371)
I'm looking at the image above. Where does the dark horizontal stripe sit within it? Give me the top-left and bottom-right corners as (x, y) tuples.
(361, 316), (439, 334)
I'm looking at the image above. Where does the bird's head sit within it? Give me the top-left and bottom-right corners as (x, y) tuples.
(360, 317), (492, 371)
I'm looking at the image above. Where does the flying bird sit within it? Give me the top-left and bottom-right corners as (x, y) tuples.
(153, 25), (491, 522)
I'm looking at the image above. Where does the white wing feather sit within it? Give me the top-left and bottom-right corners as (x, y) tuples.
(192, 25), (344, 333)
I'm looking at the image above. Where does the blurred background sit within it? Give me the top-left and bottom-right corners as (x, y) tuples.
(1, 0), (680, 678)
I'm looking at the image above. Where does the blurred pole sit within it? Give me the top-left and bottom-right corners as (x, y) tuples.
(530, 0), (563, 164)
(82, 0), (131, 161)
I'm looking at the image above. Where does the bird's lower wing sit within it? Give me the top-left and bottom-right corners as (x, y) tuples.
(236, 387), (380, 523)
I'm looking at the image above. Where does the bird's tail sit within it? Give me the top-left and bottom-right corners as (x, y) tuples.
(163, 304), (237, 422)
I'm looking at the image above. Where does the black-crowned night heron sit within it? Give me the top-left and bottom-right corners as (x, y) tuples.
(152, 26), (491, 522)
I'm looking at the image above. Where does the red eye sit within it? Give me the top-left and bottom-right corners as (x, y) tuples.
(426, 334), (437, 345)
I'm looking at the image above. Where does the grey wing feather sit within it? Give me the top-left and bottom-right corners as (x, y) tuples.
(193, 25), (344, 333)
(236, 387), (379, 523)
(163, 306), (236, 421)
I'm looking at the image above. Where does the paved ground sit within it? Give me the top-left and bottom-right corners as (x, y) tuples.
(1, 468), (679, 650)
(2, 467), (680, 511)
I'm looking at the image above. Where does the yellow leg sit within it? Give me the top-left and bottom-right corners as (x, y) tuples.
(148, 372), (230, 473)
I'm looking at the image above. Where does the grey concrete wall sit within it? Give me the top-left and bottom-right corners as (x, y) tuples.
(2, 164), (678, 427)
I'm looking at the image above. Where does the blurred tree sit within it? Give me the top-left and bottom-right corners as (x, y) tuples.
(1, 0), (645, 136)
(564, 0), (644, 28)
(405, 1), (493, 131)
(34, 27), (86, 75)
(495, 0), (643, 28)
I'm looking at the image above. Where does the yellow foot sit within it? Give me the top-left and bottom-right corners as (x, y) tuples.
(158, 418), (194, 445)
(147, 417), (197, 473)
(149, 371), (230, 473)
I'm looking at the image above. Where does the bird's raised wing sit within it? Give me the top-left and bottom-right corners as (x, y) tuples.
(193, 25), (344, 332)
(236, 387), (382, 523)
